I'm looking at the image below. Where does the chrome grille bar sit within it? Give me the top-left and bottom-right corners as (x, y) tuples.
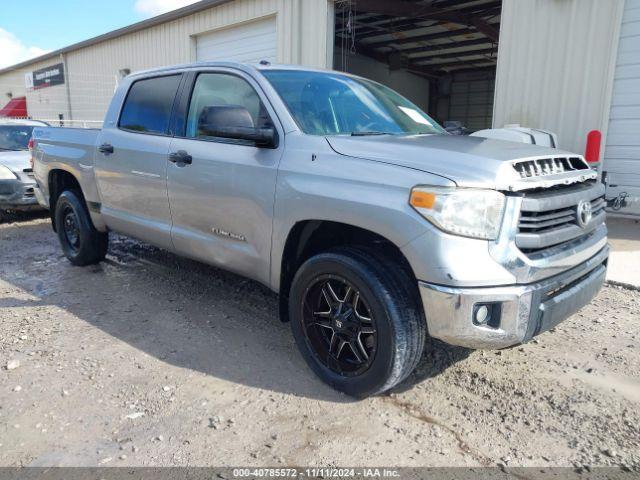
(515, 182), (606, 254)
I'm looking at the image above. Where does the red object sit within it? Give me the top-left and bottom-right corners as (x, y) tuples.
(28, 138), (35, 169)
(0, 96), (27, 118)
(585, 130), (602, 163)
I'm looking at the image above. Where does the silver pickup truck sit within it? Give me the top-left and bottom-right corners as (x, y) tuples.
(32, 62), (608, 398)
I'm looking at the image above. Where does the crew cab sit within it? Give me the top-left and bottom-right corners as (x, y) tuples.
(31, 62), (608, 397)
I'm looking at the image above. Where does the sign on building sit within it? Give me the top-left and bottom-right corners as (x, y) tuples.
(32, 63), (65, 89)
(24, 72), (34, 90)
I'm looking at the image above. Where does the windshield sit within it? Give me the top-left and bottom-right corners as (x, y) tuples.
(262, 70), (445, 136)
(0, 125), (34, 151)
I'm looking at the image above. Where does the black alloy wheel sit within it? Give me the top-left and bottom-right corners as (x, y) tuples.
(289, 247), (426, 398)
(302, 275), (377, 377)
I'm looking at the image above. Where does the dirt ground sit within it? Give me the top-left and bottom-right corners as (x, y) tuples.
(1, 215), (639, 469)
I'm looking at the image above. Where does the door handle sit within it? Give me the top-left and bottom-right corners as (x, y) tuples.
(168, 150), (192, 165)
(98, 143), (114, 155)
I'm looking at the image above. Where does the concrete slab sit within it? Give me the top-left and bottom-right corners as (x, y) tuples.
(606, 217), (640, 288)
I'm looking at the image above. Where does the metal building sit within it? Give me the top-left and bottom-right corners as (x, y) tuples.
(0, 0), (637, 216)
(604, 0), (640, 217)
(0, 0), (333, 124)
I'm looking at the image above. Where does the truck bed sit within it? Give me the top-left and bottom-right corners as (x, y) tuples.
(33, 126), (101, 170)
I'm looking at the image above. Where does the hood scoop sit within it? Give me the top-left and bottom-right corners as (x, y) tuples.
(512, 157), (589, 179)
(500, 156), (597, 191)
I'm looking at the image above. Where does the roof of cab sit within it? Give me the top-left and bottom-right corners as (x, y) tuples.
(125, 61), (335, 80)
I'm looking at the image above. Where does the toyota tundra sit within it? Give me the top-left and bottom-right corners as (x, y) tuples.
(31, 63), (608, 397)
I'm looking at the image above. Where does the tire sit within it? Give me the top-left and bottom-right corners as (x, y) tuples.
(289, 247), (426, 398)
(54, 190), (108, 266)
(0, 210), (16, 224)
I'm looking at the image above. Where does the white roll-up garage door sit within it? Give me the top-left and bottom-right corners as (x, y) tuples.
(604, 0), (640, 216)
(196, 17), (277, 64)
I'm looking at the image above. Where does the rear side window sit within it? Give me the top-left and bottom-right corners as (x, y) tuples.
(119, 75), (181, 134)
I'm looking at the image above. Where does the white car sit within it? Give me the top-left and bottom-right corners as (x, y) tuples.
(0, 119), (48, 220)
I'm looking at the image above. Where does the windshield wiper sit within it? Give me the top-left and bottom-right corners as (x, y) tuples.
(0, 147), (21, 151)
(350, 131), (392, 136)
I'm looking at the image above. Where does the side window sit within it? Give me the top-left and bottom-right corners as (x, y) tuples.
(119, 75), (181, 134)
(186, 73), (272, 140)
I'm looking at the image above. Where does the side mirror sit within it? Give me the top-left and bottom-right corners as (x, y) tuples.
(197, 105), (278, 148)
(199, 124), (278, 148)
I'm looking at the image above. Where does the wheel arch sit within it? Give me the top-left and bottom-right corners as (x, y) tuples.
(48, 169), (85, 232)
(277, 220), (419, 322)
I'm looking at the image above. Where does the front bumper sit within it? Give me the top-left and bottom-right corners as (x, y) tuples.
(419, 245), (609, 349)
(0, 178), (40, 210)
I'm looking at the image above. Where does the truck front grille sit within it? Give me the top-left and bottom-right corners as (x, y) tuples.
(512, 157), (589, 179)
(515, 181), (606, 255)
(519, 196), (605, 233)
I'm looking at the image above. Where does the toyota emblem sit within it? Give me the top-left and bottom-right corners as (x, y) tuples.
(576, 200), (592, 228)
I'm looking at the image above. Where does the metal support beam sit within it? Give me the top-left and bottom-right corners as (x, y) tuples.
(414, 59), (496, 69)
(445, 65), (497, 75)
(470, 18), (500, 42)
(335, 41), (444, 77)
(432, 0), (487, 8)
(364, 27), (477, 47)
(338, 1), (501, 37)
(412, 47), (496, 61)
(398, 37), (492, 56)
(355, 0), (501, 42)
(355, 0), (466, 23)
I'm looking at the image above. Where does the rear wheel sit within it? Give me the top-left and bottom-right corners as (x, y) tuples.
(54, 190), (108, 266)
(289, 247), (425, 398)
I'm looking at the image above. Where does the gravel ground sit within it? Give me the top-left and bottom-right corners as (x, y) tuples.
(0, 216), (639, 468)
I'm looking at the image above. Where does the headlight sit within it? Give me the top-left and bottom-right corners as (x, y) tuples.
(0, 165), (17, 180)
(410, 186), (506, 240)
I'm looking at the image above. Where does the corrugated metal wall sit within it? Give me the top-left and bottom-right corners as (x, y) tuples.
(493, 0), (625, 155)
(0, 56), (73, 124)
(0, 0), (332, 122)
(604, 0), (640, 216)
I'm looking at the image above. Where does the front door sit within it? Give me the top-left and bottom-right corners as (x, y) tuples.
(95, 74), (182, 249)
(167, 70), (283, 285)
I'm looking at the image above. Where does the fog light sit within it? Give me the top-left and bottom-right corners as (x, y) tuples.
(474, 305), (490, 325)
(473, 303), (501, 328)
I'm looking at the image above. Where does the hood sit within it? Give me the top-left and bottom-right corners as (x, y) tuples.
(325, 134), (578, 189)
(0, 150), (30, 173)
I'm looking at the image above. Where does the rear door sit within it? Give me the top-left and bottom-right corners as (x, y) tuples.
(166, 69), (283, 285)
(95, 74), (183, 249)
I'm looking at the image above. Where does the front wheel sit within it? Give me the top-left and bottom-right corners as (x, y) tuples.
(54, 190), (108, 266)
(289, 247), (425, 398)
